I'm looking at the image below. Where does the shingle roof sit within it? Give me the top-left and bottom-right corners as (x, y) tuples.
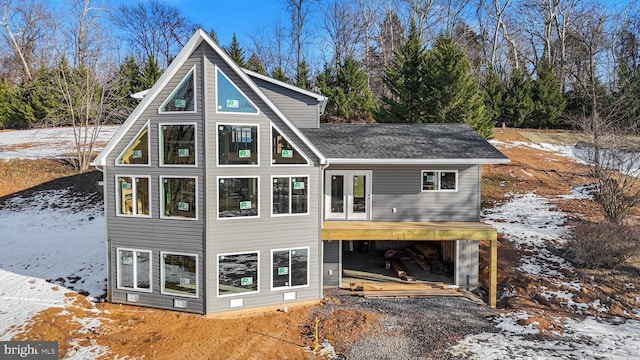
(301, 123), (509, 164)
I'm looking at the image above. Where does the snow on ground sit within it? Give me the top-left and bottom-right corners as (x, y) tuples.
(0, 125), (117, 160)
(449, 190), (640, 359)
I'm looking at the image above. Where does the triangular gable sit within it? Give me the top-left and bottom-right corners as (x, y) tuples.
(116, 120), (149, 165)
(159, 65), (196, 113)
(216, 68), (258, 113)
(94, 28), (326, 167)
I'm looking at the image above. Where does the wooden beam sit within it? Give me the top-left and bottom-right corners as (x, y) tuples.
(489, 238), (497, 309)
(322, 221), (498, 241)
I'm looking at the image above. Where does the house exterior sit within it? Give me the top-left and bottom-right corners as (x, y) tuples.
(93, 29), (509, 315)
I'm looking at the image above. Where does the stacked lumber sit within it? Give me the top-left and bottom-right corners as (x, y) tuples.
(389, 257), (416, 281)
(412, 243), (439, 260)
(349, 282), (457, 298)
(405, 247), (431, 271)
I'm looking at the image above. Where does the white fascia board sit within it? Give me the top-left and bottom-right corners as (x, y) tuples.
(325, 158), (511, 165)
(131, 89), (149, 99)
(243, 68), (327, 103)
(201, 34), (327, 164)
(93, 30), (205, 166)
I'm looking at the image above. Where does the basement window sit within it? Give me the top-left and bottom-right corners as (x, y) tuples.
(271, 248), (309, 290)
(161, 252), (198, 298)
(116, 175), (150, 217)
(117, 248), (151, 292)
(421, 170), (458, 192)
(218, 252), (259, 297)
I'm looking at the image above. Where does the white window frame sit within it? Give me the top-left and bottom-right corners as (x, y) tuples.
(160, 176), (198, 221)
(158, 65), (197, 114)
(217, 176), (260, 220)
(270, 125), (311, 166)
(270, 247), (310, 291)
(158, 122), (198, 167)
(115, 120), (150, 167)
(160, 251), (199, 298)
(217, 251), (260, 298)
(115, 175), (152, 218)
(116, 248), (152, 293)
(215, 66), (259, 115)
(216, 122), (260, 167)
(271, 175), (310, 217)
(421, 170), (458, 192)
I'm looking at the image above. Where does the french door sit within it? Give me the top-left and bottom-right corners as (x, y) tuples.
(325, 171), (372, 220)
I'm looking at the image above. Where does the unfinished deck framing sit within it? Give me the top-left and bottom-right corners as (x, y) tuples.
(322, 221), (498, 308)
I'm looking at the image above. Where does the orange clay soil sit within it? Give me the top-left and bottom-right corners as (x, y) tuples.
(11, 128), (640, 357)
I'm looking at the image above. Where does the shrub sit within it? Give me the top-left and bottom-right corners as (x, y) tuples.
(568, 222), (640, 269)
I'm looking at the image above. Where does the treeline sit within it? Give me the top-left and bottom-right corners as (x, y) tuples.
(1, 0), (639, 139)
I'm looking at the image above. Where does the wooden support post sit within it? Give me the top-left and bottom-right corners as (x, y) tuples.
(489, 239), (497, 308)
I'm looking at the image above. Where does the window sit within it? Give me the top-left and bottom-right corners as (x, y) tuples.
(159, 66), (195, 113)
(161, 177), (197, 219)
(161, 252), (198, 297)
(116, 176), (150, 216)
(271, 127), (307, 165)
(117, 248), (151, 292)
(218, 124), (258, 165)
(216, 69), (258, 114)
(218, 177), (258, 218)
(117, 123), (149, 165)
(160, 124), (196, 166)
(422, 170), (458, 191)
(218, 252), (259, 296)
(272, 248), (309, 289)
(272, 176), (308, 215)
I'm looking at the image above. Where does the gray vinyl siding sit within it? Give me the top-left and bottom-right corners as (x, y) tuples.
(203, 47), (323, 314)
(251, 77), (321, 129)
(103, 46), (206, 313)
(326, 164), (481, 222)
(322, 241), (340, 287)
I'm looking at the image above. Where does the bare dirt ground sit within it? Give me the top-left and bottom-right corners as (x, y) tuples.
(4, 128), (640, 359)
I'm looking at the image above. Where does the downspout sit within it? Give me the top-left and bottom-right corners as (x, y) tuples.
(319, 159), (330, 297)
(94, 164), (110, 302)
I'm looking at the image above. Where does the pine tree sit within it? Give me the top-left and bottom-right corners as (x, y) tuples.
(295, 59), (310, 89)
(375, 19), (427, 123)
(503, 68), (534, 127)
(531, 60), (566, 128)
(272, 67), (287, 82)
(225, 33), (245, 67)
(423, 34), (492, 137)
(482, 70), (505, 127)
(140, 55), (162, 90)
(116, 56), (142, 107)
(246, 53), (266, 75)
(616, 58), (640, 129)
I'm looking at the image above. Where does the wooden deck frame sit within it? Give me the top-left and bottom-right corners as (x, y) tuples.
(322, 221), (498, 308)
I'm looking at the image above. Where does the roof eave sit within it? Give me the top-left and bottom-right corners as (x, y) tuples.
(325, 158), (511, 165)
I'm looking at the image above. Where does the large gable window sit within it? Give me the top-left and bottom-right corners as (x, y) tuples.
(160, 123), (196, 166)
(161, 177), (197, 219)
(422, 170), (458, 191)
(218, 252), (259, 297)
(272, 127), (308, 165)
(218, 177), (258, 218)
(216, 69), (258, 114)
(116, 175), (150, 217)
(218, 124), (258, 165)
(117, 248), (151, 292)
(116, 122), (149, 165)
(272, 176), (309, 216)
(159, 66), (195, 113)
(272, 248), (309, 289)
(161, 252), (198, 298)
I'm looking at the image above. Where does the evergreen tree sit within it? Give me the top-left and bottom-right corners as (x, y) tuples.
(531, 60), (566, 128)
(482, 70), (505, 127)
(209, 29), (219, 44)
(295, 59), (310, 89)
(617, 58), (640, 129)
(224, 33), (245, 67)
(140, 55), (162, 90)
(0, 80), (15, 128)
(316, 57), (375, 122)
(375, 19), (427, 123)
(423, 34), (493, 138)
(272, 67), (287, 82)
(246, 53), (266, 75)
(115, 55), (143, 109)
(503, 68), (534, 127)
